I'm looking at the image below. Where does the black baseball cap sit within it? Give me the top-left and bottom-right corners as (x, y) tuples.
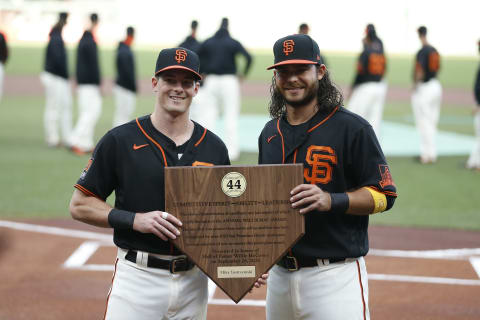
(267, 34), (322, 70)
(154, 47), (202, 80)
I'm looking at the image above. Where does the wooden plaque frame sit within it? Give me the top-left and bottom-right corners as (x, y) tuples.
(165, 164), (304, 303)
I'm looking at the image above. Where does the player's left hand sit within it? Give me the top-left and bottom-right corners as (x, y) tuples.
(249, 273), (268, 292)
(290, 184), (331, 214)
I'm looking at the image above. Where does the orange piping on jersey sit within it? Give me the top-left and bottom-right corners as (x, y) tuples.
(192, 161), (214, 167)
(356, 260), (367, 320)
(194, 128), (207, 147)
(74, 184), (102, 200)
(276, 118), (285, 164)
(368, 185), (398, 197)
(103, 258), (119, 320)
(293, 149), (298, 163)
(307, 106), (339, 133)
(136, 118), (168, 167)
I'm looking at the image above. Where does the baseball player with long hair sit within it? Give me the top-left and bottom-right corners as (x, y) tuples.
(258, 34), (397, 320)
(466, 39), (480, 171)
(112, 26), (137, 127)
(348, 24), (387, 137)
(41, 12), (73, 148)
(70, 13), (102, 155)
(411, 26), (442, 164)
(70, 47), (265, 319)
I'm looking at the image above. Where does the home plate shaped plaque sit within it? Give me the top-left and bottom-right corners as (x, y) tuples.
(165, 164), (304, 303)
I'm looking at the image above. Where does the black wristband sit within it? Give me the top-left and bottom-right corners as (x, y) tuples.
(108, 208), (136, 230)
(329, 193), (349, 214)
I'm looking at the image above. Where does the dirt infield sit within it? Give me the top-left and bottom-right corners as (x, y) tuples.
(0, 219), (479, 320)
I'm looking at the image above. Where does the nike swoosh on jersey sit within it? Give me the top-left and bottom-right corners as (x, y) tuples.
(267, 135), (277, 143)
(133, 143), (149, 150)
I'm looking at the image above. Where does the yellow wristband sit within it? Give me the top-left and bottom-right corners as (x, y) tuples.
(364, 187), (387, 213)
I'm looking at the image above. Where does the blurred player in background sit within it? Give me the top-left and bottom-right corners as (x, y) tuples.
(40, 12), (73, 148)
(0, 30), (8, 103)
(112, 26), (137, 127)
(70, 13), (102, 155)
(411, 26), (442, 164)
(179, 20), (201, 53)
(195, 17), (252, 160)
(348, 24), (387, 137)
(297, 22), (327, 66)
(466, 40), (480, 171)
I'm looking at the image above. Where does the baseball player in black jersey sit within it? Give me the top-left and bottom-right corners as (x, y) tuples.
(0, 29), (8, 103)
(411, 26), (442, 164)
(112, 26), (137, 127)
(467, 39), (480, 171)
(70, 13), (102, 155)
(179, 20), (201, 53)
(70, 47), (265, 319)
(41, 12), (72, 148)
(348, 24), (387, 137)
(259, 34), (397, 320)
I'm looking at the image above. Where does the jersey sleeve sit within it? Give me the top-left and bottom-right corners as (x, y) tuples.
(347, 125), (397, 210)
(74, 131), (118, 200)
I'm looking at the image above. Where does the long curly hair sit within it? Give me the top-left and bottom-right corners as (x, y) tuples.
(268, 67), (344, 119)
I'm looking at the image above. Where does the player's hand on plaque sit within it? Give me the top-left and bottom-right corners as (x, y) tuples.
(133, 211), (182, 241)
(290, 184), (331, 214)
(249, 273), (268, 293)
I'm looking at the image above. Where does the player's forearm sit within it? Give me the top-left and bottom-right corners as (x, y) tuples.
(345, 187), (375, 215)
(69, 189), (112, 228)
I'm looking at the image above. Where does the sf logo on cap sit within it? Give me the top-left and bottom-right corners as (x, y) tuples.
(283, 40), (295, 56)
(175, 49), (187, 64)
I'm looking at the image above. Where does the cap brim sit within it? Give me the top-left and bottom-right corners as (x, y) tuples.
(155, 65), (202, 80)
(267, 60), (318, 70)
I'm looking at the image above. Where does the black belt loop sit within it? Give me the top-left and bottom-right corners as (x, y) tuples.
(125, 250), (194, 273)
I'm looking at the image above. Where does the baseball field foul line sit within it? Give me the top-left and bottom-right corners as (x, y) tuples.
(2, 220), (480, 290)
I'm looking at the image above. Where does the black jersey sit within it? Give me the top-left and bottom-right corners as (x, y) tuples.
(115, 41), (136, 93)
(258, 107), (397, 260)
(415, 44), (440, 82)
(44, 28), (68, 79)
(75, 115), (230, 255)
(0, 32), (8, 64)
(76, 30), (100, 85)
(353, 39), (386, 86)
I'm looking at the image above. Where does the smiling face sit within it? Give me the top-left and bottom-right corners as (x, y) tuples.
(274, 64), (324, 108)
(152, 69), (199, 116)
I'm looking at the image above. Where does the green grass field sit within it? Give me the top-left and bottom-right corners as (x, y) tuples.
(0, 45), (479, 230)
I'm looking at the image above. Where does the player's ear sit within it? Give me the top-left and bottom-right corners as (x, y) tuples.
(317, 64), (326, 80)
(193, 81), (200, 96)
(152, 76), (158, 91)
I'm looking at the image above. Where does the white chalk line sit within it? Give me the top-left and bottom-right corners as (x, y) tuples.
(1, 219), (480, 308)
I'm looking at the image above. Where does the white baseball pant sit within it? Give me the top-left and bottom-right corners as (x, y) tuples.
(411, 78), (442, 163)
(104, 248), (208, 320)
(70, 84), (102, 151)
(266, 257), (370, 320)
(348, 81), (388, 137)
(190, 74), (241, 160)
(113, 85), (136, 128)
(40, 72), (73, 147)
(467, 110), (480, 169)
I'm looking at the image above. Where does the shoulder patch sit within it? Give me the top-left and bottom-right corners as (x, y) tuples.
(80, 158), (93, 180)
(378, 164), (395, 188)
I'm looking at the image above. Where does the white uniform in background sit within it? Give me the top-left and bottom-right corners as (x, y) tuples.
(41, 71), (73, 146)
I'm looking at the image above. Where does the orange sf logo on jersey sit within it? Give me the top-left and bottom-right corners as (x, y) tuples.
(303, 146), (337, 185)
(175, 49), (187, 64)
(283, 40), (295, 56)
